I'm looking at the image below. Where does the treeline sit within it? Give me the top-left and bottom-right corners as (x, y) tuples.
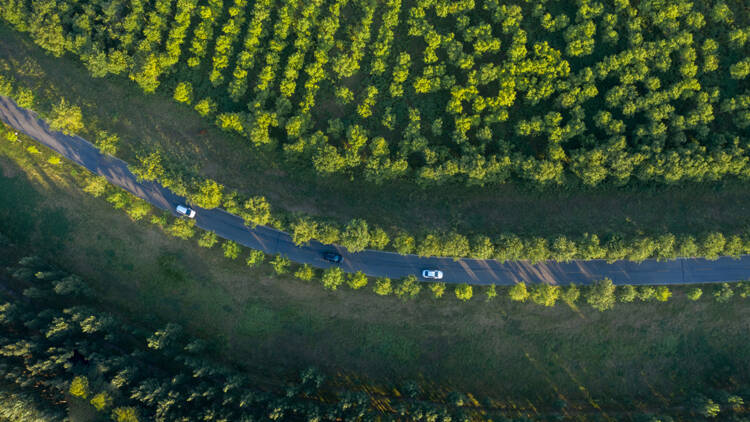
(1, 0), (749, 188)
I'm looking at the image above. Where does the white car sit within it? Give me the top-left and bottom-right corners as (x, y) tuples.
(422, 269), (443, 280)
(175, 205), (196, 218)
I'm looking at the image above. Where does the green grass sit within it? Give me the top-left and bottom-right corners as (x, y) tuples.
(1, 24), (750, 244)
(1, 134), (750, 415)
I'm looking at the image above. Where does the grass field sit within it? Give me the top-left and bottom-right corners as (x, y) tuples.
(2, 133), (749, 416)
(2, 24), (750, 245)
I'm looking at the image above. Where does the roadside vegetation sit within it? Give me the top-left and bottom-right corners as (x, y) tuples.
(3, 124), (750, 419)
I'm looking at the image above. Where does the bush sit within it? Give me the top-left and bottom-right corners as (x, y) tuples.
(738, 283), (750, 298)
(454, 283), (473, 301)
(246, 249), (265, 267)
(95, 130), (119, 156)
(347, 271), (368, 289)
(394, 275), (421, 300)
(509, 282), (529, 302)
(69, 376), (89, 399)
(638, 286), (656, 301)
(167, 219), (196, 240)
(194, 98), (217, 117)
(686, 287), (703, 301)
(292, 218), (318, 246)
(222, 241), (241, 259)
(373, 277), (393, 296)
(340, 219), (370, 252)
(198, 231), (218, 248)
(393, 233), (415, 254)
(530, 284), (560, 307)
(585, 278), (616, 311)
(714, 283), (734, 303)
(126, 199), (151, 221)
(369, 227), (390, 249)
(191, 180), (223, 209)
(561, 283), (580, 304)
(485, 284), (497, 301)
(49, 98), (84, 135)
(270, 255), (291, 274)
(173, 82), (193, 104)
(83, 176), (109, 197)
(429, 282), (446, 298)
(90, 392), (113, 411)
(471, 235), (495, 259)
(321, 267), (345, 290)
(294, 264), (315, 282)
(618, 285), (637, 303)
(655, 286), (672, 302)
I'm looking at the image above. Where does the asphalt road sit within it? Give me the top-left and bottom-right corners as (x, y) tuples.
(2, 95), (749, 286)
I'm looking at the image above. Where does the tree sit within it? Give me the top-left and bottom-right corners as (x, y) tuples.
(429, 282), (446, 298)
(485, 284), (497, 301)
(347, 271), (368, 289)
(167, 218), (195, 240)
(509, 282), (529, 302)
(270, 255), (290, 274)
(340, 219), (370, 252)
(292, 218), (318, 246)
(49, 99), (84, 135)
(222, 241), (240, 259)
(95, 130), (119, 156)
(638, 286), (656, 301)
(112, 407), (139, 422)
(393, 234), (415, 254)
(394, 275), (421, 300)
(471, 235), (494, 259)
(530, 284), (560, 307)
(242, 196), (271, 227)
(246, 249), (265, 267)
(369, 227), (390, 250)
(198, 231), (218, 248)
(83, 176), (109, 197)
(373, 278), (392, 296)
(655, 286), (672, 302)
(294, 264), (315, 282)
(321, 267), (345, 291)
(173, 82), (193, 104)
(454, 283), (473, 301)
(69, 376), (89, 399)
(619, 285), (637, 303)
(191, 179), (223, 209)
(194, 98), (218, 116)
(561, 283), (580, 305)
(686, 287), (703, 301)
(585, 278), (616, 311)
(90, 391), (112, 411)
(714, 283), (734, 303)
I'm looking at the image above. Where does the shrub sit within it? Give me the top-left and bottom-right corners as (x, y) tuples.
(90, 392), (113, 411)
(530, 284), (560, 307)
(47, 155), (61, 165)
(738, 283), (750, 298)
(638, 286), (656, 301)
(112, 407), (139, 422)
(686, 287), (703, 301)
(347, 271), (368, 289)
(292, 218), (318, 246)
(393, 233), (415, 254)
(655, 286), (672, 302)
(485, 284), (497, 301)
(714, 283), (734, 303)
(429, 282), (446, 298)
(270, 255), (291, 274)
(173, 82), (193, 104)
(585, 278), (616, 311)
(83, 176), (109, 197)
(194, 98), (217, 116)
(49, 98), (84, 135)
(394, 275), (421, 300)
(471, 235), (495, 259)
(95, 130), (119, 156)
(369, 227), (390, 249)
(321, 267), (345, 291)
(198, 231), (218, 248)
(509, 282), (529, 302)
(618, 285), (637, 303)
(191, 180), (223, 209)
(373, 277), (393, 296)
(69, 376), (89, 399)
(126, 199), (151, 221)
(340, 219), (370, 252)
(454, 283), (473, 301)
(246, 250), (265, 267)
(317, 223), (341, 245)
(294, 264), (315, 282)
(222, 241), (241, 259)
(167, 219), (195, 240)
(561, 283), (580, 305)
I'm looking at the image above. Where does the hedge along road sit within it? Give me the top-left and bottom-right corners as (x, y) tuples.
(2, 96), (750, 286)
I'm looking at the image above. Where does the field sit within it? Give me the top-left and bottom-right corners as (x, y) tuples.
(2, 128), (750, 417)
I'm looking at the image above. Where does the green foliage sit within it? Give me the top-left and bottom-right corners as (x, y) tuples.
(714, 283), (734, 303)
(393, 234), (415, 254)
(321, 267), (345, 291)
(49, 98), (84, 135)
(655, 286), (672, 302)
(561, 283), (580, 305)
(246, 249), (265, 267)
(90, 391), (112, 411)
(530, 284), (560, 307)
(194, 98), (217, 117)
(454, 283), (473, 301)
(373, 277), (393, 296)
(686, 287), (703, 301)
(221, 240), (241, 259)
(638, 286), (657, 302)
(394, 275), (421, 301)
(125, 199), (151, 221)
(509, 282), (529, 302)
(369, 227), (390, 250)
(585, 278), (616, 311)
(167, 218), (195, 240)
(190, 179), (223, 209)
(94, 130), (119, 156)
(340, 219), (370, 253)
(291, 218), (318, 246)
(347, 271), (368, 290)
(429, 282), (446, 298)
(197, 231), (218, 248)
(270, 254), (290, 274)
(69, 376), (89, 399)
(173, 82), (193, 104)
(485, 284), (497, 301)
(83, 176), (109, 198)
(294, 264), (315, 282)
(112, 407), (139, 422)
(618, 285), (637, 303)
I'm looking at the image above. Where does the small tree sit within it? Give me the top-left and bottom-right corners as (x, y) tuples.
(369, 227), (390, 249)
(530, 284), (560, 307)
(294, 264), (315, 282)
(198, 231), (218, 248)
(394, 275), (421, 300)
(191, 180), (223, 209)
(50, 98), (84, 135)
(194, 98), (217, 116)
(95, 130), (119, 156)
(686, 287), (703, 301)
(341, 219), (370, 252)
(112, 407), (139, 422)
(429, 282), (446, 298)
(90, 391), (113, 411)
(373, 277), (392, 296)
(638, 286), (656, 301)
(321, 267), (345, 290)
(485, 284), (497, 301)
(655, 286), (672, 302)
(585, 278), (616, 311)
(618, 285), (637, 303)
(454, 283), (473, 301)
(69, 376), (89, 399)
(167, 219), (195, 240)
(714, 283), (734, 303)
(246, 250), (265, 267)
(270, 255), (290, 274)
(292, 218), (318, 246)
(509, 282), (529, 302)
(738, 283), (750, 298)
(561, 283), (580, 305)
(393, 233), (415, 254)
(83, 176), (109, 197)
(347, 271), (368, 289)
(317, 223), (341, 245)
(173, 82), (193, 104)
(222, 241), (240, 259)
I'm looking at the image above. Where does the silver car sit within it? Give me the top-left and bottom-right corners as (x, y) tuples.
(175, 205), (196, 218)
(422, 269), (443, 280)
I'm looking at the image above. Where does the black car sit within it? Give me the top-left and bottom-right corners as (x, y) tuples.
(323, 252), (343, 263)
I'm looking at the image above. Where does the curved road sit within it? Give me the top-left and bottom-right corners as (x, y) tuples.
(1, 95), (749, 286)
